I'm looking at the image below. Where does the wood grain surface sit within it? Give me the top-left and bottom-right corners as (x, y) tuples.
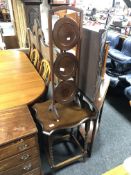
(0, 105), (37, 146)
(0, 50), (45, 110)
(94, 74), (110, 110)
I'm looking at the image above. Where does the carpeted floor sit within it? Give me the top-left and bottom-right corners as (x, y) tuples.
(40, 91), (131, 175)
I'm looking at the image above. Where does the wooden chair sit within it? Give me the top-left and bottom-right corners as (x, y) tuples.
(39, 59), (51, 86)
(30, 48), (40, 71)
(35, 59), (51, 102)
(27, 19), (50, 61)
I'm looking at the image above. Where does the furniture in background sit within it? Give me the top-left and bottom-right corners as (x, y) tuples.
(0, 105), (43, 175)
(80, 74), (110, 156)
(3, 35), (19, 49)
(108, 37), (131, 72)
(106, 31), (120, 50)
(106, 33), (131, 81)
(30, 48), (41, 71)
(78, 27), (110, 156)
(124, 85), (131, 106)
(11, 0), (27, 48)
(106, 32), (131, 105)
(120, 74), (131, 106)
(22, 0), (43, 29)
(106, 31), (121, 87)
(27, 19), (50, 61)
(0, 50), (45, 110)
(79, 26), (107, 102)
(48, 0), (69, 9)
(0, 21), (19, 49)
(27, 19), (51, 101)
(29, 47), (51, 101)
(109, 24), (131, 36)
(39, 59), (51, 86)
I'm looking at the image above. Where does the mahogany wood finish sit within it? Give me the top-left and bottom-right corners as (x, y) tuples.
(33, 6), (96, 170)
(48, 5), (83, 119)
(33, 100), (95, 135)
(0, 147), (39, 172)
(94, 74), (110, 111)
(0, 105), (43, 175)
(33, 99), (95, 169)
(0, 50), (45, 110)
(0, 158), (40, 175)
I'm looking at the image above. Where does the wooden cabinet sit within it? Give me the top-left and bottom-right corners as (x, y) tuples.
(0, 105), (43, 175)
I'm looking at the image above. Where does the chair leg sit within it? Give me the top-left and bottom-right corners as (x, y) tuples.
(88, 105), (104, 155)
(98, 104), (104, 125)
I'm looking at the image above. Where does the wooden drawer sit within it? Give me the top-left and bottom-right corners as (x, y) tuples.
(0, 157), (40, 175)
(0, 135), (37, 161)
(24, 167), (42, 175)
(0, 146), (39, 172)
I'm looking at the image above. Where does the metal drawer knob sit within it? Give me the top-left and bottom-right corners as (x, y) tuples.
(21, 154), (30, 160)
(18, 144), (28, 151)
(23, 163), (32, 171)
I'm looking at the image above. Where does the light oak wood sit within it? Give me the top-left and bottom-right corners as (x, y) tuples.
(0, 50), (45, 110)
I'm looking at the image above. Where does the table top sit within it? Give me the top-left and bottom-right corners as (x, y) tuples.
(0, 105), (37, 146)
(0, 50), (45, 111)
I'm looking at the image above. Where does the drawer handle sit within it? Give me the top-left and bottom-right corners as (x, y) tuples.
(18, 144), (28, 151)
(21, 154), (30, 160)
(23, 163), (32, 171)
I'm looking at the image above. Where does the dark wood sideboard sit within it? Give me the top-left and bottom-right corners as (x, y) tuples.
(0, 105), (43, 175)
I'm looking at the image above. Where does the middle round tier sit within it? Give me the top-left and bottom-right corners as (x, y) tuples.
(54, 52), (78, 80)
